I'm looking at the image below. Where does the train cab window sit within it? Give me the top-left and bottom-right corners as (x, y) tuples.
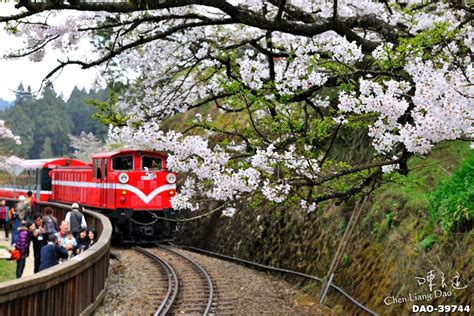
(141, 156), (162, 171)
(112, 156), (133, 170)
(94, 159), (102, 179)
(103, 159), (108, 178)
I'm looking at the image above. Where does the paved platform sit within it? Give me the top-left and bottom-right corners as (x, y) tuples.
(0, 229), (35, 278)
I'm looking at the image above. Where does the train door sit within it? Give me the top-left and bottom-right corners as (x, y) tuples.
(101, 159), (108, 207)
(93, 159), (107, 207)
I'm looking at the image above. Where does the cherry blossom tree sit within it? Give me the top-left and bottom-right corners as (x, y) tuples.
(68, 131), (106, 162)
(1, 0), (472, 211)
(0, 120), (21, 146)
(0, 120), (23, 171)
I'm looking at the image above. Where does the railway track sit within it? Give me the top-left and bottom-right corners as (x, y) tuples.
(134, 245), (235, 315)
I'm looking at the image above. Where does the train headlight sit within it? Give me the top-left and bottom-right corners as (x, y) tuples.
(166, 173), (176, 184)
(118, 173), (129, 184)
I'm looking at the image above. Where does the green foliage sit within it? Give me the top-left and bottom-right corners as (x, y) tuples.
(342, 254), (350, 266)
(0, 82), (109, 159)
(371, 22), (459, 71)
(0, 247), (16, 282)
(384, 210), (394, 228)
(310, 116), (336, 140)
(376, 142), (470, 212)
(365, 141), (471, 241)
(419, 235), (435, 251)
(40, 137), (54, 158)
(397, 22), (457, 61)
(428, 155), (474, 232)
(67, 86), (108, 138)
(87, 89), (129, 127)
(28, 85), (73, 158)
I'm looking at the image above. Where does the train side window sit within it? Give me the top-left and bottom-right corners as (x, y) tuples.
(94, 159), (102, 179)
(142, 156), (162, 171)
(40, 168), (52, 191)
(112, 156), (133, 170)
(17, 169), (30, 188)
(28, 169), (36, 189)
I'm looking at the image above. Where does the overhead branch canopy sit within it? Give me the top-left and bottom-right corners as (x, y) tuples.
(1, 0), (472, 211)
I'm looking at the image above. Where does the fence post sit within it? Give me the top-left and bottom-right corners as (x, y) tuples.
(319, 195), (368, 304)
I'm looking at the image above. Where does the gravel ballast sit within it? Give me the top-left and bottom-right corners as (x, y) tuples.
(95, 248), (333, 315)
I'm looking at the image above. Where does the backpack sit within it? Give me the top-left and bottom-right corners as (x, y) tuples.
(15, 203), (24, 220)
(10, 249), (21, 261)
(69, 211), (84, 233)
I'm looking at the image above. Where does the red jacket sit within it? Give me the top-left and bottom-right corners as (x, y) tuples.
(0, 206), (8, 220)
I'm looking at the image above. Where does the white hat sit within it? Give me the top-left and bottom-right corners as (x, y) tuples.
(18, 195), (25, 201)
(72, 203), (80, 210)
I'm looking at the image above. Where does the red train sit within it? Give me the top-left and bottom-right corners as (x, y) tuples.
(0, 149), (177, 242)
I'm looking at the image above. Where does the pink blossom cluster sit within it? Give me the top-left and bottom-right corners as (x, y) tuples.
(109, 121), (323, 208)
(338, 60), (472, 156)
(0, 120), (21, 145)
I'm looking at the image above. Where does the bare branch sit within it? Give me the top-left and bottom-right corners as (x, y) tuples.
(9, 0), (386, 51)
(0, 10), (36, 22)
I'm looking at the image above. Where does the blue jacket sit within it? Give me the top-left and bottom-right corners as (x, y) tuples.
(38, 243), (69, 272)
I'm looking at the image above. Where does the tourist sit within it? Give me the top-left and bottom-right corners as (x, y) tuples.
(15, 220), (32, 278)
(31, 213), (48, 273)
(43, 207), (59, 234)
(55, 221), (70, 247)
(15, 195), (30, 222)
(0, 200), (10, 240)
(75, 228), (89, 255)
(88, 229), (97, 248)
(38, 234), (69, 272)
(65, 203), (87, 239)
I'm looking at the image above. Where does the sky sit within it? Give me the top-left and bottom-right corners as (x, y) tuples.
(0, 3), (100, 102)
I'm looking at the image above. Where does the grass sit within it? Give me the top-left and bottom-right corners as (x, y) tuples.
(375, 141), (471, 211)
(0, 246), (16, 282)
(363, 141), (472, 240)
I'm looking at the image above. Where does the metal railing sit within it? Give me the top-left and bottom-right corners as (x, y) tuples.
(0, 202), (112, 316)
(180, 245), (379, 316)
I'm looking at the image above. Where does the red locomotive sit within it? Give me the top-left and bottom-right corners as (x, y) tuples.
(0, 149), (177, 242)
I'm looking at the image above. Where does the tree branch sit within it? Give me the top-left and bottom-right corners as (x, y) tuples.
(9, 0), (386, 51)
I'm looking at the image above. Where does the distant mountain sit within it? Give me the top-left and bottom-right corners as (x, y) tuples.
(0, 98), (11, 111)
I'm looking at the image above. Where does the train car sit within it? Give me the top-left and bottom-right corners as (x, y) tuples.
(50, 149), (178, 242)
(0, 158), (87, 202)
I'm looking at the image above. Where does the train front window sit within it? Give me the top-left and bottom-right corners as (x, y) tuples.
(112, 156), (133, 170)
(142, 156), (162, 171)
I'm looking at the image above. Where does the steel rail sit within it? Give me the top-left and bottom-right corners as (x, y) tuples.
(179, 245), (378, 316)
(134, 247), (179, 316)
(157, 244), (214, 316)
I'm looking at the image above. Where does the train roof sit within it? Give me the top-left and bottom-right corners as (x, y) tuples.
(20, 158), (87, 169)
(92, 149), (168, 159)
